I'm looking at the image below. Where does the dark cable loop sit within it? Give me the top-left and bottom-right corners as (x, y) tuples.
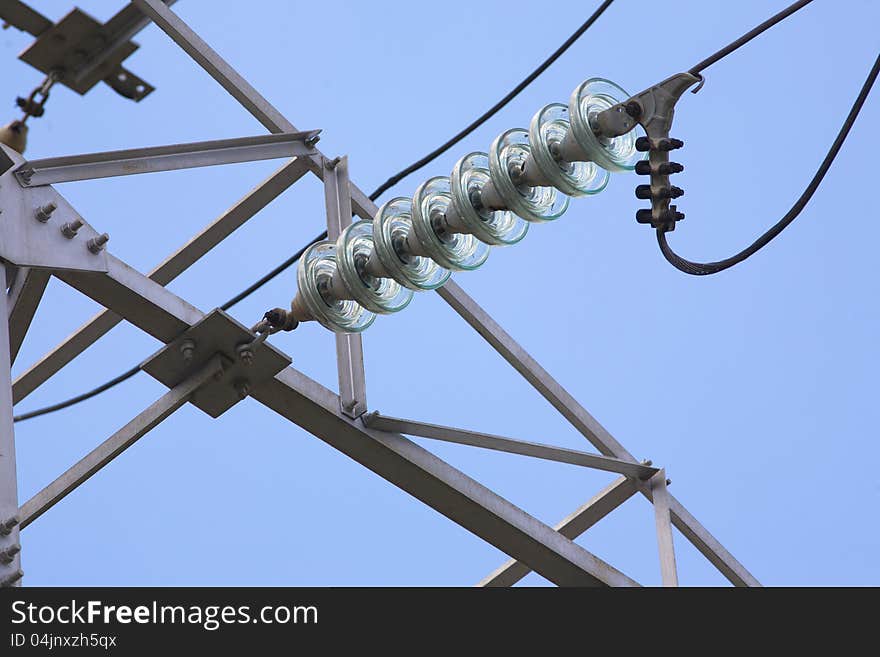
(659, 50), (880, 276)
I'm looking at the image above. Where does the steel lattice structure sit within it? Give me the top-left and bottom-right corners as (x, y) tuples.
(0, 0), (759, 587)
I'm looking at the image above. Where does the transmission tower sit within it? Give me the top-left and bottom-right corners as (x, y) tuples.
(0, 0), (761, 587)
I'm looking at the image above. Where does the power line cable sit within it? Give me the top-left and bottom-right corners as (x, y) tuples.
(18, 0), (847, 419)
(12, 366), (140, 423)
(658, 50), (880, 275)
(369, 0), (616, 201)
(217, 0), (618, 307)
(12, 1), (616, 423)
(689, 0), (814, 75)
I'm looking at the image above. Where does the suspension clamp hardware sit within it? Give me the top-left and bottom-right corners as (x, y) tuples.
(595, 72), (702, 232)
(15, 72), (60, 124)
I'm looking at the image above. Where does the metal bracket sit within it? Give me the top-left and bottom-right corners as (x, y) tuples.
(650, 469), (679, 586)
(12, 132), (320, 187)
(18, 8), (150, 100)
(140, 309), (291, 418)
(323, 155), (368, 418)
(103, 66), (155, 102)
(0, 143), (109, 273)
(596, 72), (702, 232)
(363, 412), (659, 479)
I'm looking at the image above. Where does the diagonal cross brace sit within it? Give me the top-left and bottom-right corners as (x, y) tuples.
(479, 476), (639, 586)
(60, 0), (757, 586)
(19, 356), (224, 530)
(363, 412), (657, 479)
(53, 252), (638, 587)
(11, 157), (310, 406)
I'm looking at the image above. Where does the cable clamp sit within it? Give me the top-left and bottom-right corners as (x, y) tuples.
(595, 72), (702, 232)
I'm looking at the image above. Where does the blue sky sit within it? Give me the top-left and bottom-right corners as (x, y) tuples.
(3, 0), (878, 585)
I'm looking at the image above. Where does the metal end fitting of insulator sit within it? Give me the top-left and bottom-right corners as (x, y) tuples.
(263, 308), (299, 332)
(595, 72), (701, 233)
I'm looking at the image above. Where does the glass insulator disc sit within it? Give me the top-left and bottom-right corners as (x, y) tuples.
(488, 128), (569, 223)
(569, 77), (643, 173)
(296, 241), (375, 333)
(529, 102), (609, 196)
(411, 176), (490, 271)
(336, 220), (413, 314)
(372, 197), (451, 290)
(449, 152), (529, 245)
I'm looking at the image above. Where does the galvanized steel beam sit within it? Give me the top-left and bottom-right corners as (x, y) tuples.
(14, 132), (318, 187)
(19, 356), (223, 529)
(363, 413), (657, 479)
(12, 157), (309, 404)
(7, 267), (50, 364)
(479, 476), (638, 587)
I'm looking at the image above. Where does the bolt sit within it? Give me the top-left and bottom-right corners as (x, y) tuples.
(635, 184), (653, 200)
(305, 134), (320, 147)
(664, 206), (685, 222)
(666, 478), (672, 486)
(635, 208), (655, 225)
(0, 544), (20, 565)
(0, 514), (19, 536)
(60, 219), (83, 238)
(236, 344), (254, 366)
(656, 137), (684, 151)
(34, 201), (56, 222)
(635, 185), (684, 200)
(634, 161), (685, 176)
(641, 459), (653, 466)
(234, 379), (251, 400)
(87, 233), (109, 253)
(325, 156), (341, 170)
(625, 100), (642, 119)
(0, 569), (23, 587)
(179, 339), (196, 364)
